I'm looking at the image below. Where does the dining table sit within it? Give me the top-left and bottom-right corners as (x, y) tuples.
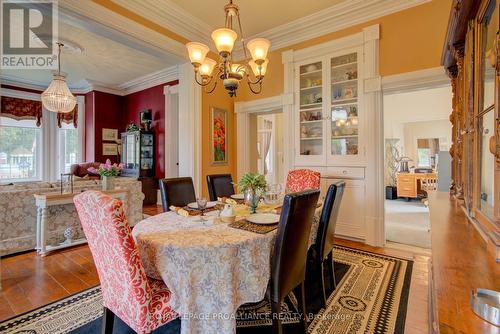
(132, 201), (322, 334)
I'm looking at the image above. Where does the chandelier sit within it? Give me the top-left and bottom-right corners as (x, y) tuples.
(185, 0), (271, 97)
(41, 42), (77, 113)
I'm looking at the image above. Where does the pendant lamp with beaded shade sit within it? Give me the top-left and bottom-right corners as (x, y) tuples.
(41, 43), (77, 113)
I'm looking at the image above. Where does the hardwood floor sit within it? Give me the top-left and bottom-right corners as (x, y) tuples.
(0, 205), (430, 334)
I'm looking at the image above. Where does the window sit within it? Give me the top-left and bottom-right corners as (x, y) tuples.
(58, 123), (78, 174)
(417, 148), (431, 167)
(0, 117), (42, 181)
(1, 90), (84, 182)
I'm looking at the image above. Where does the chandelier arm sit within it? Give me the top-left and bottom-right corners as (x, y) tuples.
(204, 78), (218, 94)
(194, 71), (214, 87)
(247, 80), (263, 94)
(246, 73), (263, 85)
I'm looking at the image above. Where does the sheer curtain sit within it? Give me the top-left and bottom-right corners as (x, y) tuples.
(259, 120), (272, 174)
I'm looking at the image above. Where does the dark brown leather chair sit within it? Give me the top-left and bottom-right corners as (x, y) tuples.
(270, 189), (320, 333)
(159, 177), (196, 212)
(310, 181), (345, 308)
(206, 174), (235, 201)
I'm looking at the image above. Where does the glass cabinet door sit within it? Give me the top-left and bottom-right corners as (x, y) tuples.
(330, 52), (359, 157)
(125, 133), (139, 169)
(298, 61), (324, 157)
(140, 134), (154, 171)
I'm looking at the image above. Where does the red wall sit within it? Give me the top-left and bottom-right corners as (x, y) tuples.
(122, 80), (178, 178)
(84, 92), (95, 161)
(93, 91), (123, 163)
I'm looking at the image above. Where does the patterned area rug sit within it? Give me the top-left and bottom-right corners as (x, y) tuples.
(0, 246), (413, 334)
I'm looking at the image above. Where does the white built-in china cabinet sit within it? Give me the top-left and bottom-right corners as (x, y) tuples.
(283, 25), (382, 243)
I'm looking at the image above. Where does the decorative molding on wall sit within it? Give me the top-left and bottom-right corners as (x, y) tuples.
(365, 77), (382, 93)
(58, 2), (187, 61)
(233, 0), (429, 59)
(118, 66), (179, 95)
(1, 65), (180, 97)
(105, 0), (213, 50)
(0, 88), (42, 101)
(235, 95), (286, 181)
(382, 67), (450, 94)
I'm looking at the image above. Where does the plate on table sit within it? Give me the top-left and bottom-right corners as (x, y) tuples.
(246, 213), (280, 225)
(187, 201), (218, 209)
(231, 194), (245, 200)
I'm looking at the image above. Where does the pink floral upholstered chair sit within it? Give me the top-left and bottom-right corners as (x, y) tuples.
(286, 169), (321, 193)
(74, 190), (177, 334)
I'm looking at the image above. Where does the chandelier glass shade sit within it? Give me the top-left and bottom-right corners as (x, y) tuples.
(41, 43), (77, 113)
(185, 0), (271, 97)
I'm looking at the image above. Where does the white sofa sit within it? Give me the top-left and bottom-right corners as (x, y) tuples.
(0, 177), (145, 256)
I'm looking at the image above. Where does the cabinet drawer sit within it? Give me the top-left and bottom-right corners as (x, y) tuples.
(323, 167), (365, 179)
(397, 175), (414, 183)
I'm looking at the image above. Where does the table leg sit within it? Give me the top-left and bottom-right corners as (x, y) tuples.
(40, 207), (48, 256)
(36, 207), (41, 252)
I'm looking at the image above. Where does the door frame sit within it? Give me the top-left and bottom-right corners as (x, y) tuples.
(235, 95), (292, 183)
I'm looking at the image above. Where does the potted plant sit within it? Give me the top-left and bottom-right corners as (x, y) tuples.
(385, 140), (401, 200)
(237, 172), (267, 214)
(88, 159), (124, 191)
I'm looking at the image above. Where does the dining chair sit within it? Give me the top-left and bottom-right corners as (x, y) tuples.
(206, 174), (235, 201)
(310, 181), (345, 309)
(159, 177), (196, 212)
(239, 189), (320, 334)
(73, 190), (177, 334)
(285, 169), (321, 193)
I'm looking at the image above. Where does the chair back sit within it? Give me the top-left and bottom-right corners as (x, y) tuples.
(159, 177), (196, 211)
(286, 169), (321, 193)
(270, 189), (320, 302)
(73, 190), (153, 330)
(316, 182), (345, 260)
(206, 174), (235, 201)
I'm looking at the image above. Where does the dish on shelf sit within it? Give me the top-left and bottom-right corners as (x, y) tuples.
(306, 64), (318, 72)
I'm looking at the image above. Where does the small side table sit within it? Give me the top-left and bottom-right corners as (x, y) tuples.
(34, 189), (127, 256)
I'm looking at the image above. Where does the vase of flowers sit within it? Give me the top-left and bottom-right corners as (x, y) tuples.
(237, 172), (267, 214)
(88, 159), (124, 191)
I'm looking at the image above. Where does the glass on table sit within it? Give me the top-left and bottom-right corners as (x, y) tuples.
(195, 197), (208, 221)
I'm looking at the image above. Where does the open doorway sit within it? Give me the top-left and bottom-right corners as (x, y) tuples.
(248, 111), (284, 185)
(383, 85), (452, 249)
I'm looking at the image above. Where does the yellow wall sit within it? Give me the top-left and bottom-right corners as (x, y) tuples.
(236, 0), (452, 101)
(95, 0), (452, 189)
(200, 83), (236, 197)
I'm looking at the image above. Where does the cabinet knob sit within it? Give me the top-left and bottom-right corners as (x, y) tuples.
(342, 170), (348, 174)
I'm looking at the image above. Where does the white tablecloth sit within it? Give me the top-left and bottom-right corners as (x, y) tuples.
(132, 209), (321, 334)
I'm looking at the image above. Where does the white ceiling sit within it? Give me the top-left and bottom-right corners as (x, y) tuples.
(2, 21), (174, 90)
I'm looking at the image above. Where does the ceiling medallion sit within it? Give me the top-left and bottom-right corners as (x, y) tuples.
(185, 0), (271, 97)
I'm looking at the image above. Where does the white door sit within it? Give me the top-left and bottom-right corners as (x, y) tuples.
(165, 90), (179, 177)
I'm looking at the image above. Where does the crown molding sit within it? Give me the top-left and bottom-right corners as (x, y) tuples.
(1, 65), (180, 97)
(232, 0), (430, 60)
(381, 67), (450, 94)
(111, 0), (213, 49)
(58, 1), (187, 62)
(118, 66), (179, 95)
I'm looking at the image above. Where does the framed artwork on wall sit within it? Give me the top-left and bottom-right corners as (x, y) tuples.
(102, 143), (118, 156)
(211, 107), (228, 165)
(102, 128), (118, 141)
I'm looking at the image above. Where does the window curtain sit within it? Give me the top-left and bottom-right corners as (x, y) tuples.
(0, 96), (42, 126)
(259, 120), (273, 174)
(57, 105), (78, 128)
